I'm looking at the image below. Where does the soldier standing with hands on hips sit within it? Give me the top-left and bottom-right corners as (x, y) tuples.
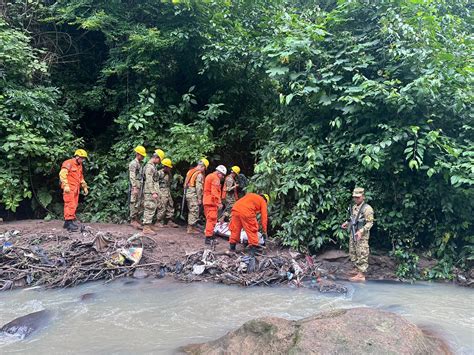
(341, 187), (374, 282)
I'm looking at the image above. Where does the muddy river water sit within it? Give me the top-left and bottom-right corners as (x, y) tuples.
(0, 279), (473, 354)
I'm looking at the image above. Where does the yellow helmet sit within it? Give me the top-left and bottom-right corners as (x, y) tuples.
(74, 149), (88, 158)
(262, 194), (270, 203)
(154, 149), (165, 160)
(231, 166), (241, 174)
(134, 145), (147, 157)
(199, 158), (209, 169)
(162, 158), (173, 168)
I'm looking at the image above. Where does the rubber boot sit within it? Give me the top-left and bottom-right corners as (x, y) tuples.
(67, 221), (78, 232)
(204, 237), (211, 245)
(63, 220), (69, 229)
(226, 243), (237, 255)
(167, 220), (179, 228)
(142, 225), (155, 235)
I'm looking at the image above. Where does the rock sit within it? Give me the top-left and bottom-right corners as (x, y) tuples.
(0, 310), (52, 339)
(133, 269), (148, 279)
(316, 278), (348, 294)
(315, 249), (348, 261)
(79, 293), (96, 302)
(180, 308), (450, 354)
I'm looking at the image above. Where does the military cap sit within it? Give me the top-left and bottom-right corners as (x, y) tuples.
(352, 187), (365, 197)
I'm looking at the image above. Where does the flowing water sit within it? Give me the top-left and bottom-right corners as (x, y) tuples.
(0, 279), (473, 354)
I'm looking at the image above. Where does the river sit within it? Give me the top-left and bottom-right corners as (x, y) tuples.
(0, 279), (473, 354)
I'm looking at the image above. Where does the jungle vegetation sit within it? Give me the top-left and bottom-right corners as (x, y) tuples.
(1, 0), (472, 278)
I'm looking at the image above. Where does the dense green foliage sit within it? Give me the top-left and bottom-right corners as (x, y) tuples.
(1, 0), (472, 278)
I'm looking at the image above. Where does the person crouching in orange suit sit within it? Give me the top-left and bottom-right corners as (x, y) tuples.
(59, 149), (89, 232)
(203, 165), (227, 245)
(229, 193), (269, 255)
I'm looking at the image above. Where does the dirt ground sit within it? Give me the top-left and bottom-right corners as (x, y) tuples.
(1, 219), (471, 289)
(0, 219), (235, 265)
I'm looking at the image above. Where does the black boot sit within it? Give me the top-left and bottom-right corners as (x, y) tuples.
(229, 243), (236, 251)
(204, 238), (211, 245)
(63, 220), (69, 229)
(67, 221), (78, 232)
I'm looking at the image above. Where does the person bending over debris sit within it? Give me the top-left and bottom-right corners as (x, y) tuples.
(203, 165), (227, 245)
(341, 187), (374, 282)
(128, 145), (147, 229)
(154, 158), (179, 228)
(229, 193), (269, 257)
(59, 149), (89, 232)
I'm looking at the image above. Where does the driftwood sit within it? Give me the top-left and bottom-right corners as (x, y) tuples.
(0, 229), (155, 290)
(174, 249), (347, 293)
(0, 229), (348, 294)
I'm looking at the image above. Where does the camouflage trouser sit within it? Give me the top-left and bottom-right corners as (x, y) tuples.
(222, 196), (236, 221)
(349, 232), (370, 273)
(186, 188), (200, 226)
(129, 192), (143, 220)
(155, 188), (174, 222)
(142, 193), (158, 225)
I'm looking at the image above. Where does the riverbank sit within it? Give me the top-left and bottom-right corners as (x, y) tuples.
(0, 220), (471, 291)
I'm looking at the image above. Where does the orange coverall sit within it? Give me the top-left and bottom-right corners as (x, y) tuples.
(60, 158), (85, 221)
(229, 193), (268, 247)
(203, 171), (222, 238)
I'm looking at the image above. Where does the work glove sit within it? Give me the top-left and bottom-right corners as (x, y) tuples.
(63, 185), (71, 193)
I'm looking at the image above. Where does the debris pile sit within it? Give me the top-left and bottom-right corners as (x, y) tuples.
(0, 229), (158, 291)
(175, 249), (349, 293)
(0, 228), (350, 294)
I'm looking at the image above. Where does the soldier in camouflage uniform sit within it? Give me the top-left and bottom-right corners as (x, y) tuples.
(221, 166), (240, 221)
(141, 149), (165, 235)
(341, 187), (374, 282)
(154, 158), (178, 228)
(184, 158), (208, 234)
(128, 145), (146, 229)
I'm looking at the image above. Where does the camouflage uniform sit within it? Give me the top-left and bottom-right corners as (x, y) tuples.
(142, 161), (159, 225)
(222, 174), (238, 220)
(128, 158), (143, 220)
(155, 169), (174, 223)
(348, 201), (374, 273)
(186, 170), (204, 226)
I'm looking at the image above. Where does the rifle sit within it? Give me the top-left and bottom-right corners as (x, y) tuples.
(348, 202), (366, 243)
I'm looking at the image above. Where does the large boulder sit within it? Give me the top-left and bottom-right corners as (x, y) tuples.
(181, 308), (450, 354)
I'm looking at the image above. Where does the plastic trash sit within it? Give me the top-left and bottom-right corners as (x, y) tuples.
(192, 265), (206, 275)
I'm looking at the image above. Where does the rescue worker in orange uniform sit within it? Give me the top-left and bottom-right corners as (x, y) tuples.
(229, 193), (269, 255)
(59, 149), (89, 232)
(203, 165), (227, 245)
